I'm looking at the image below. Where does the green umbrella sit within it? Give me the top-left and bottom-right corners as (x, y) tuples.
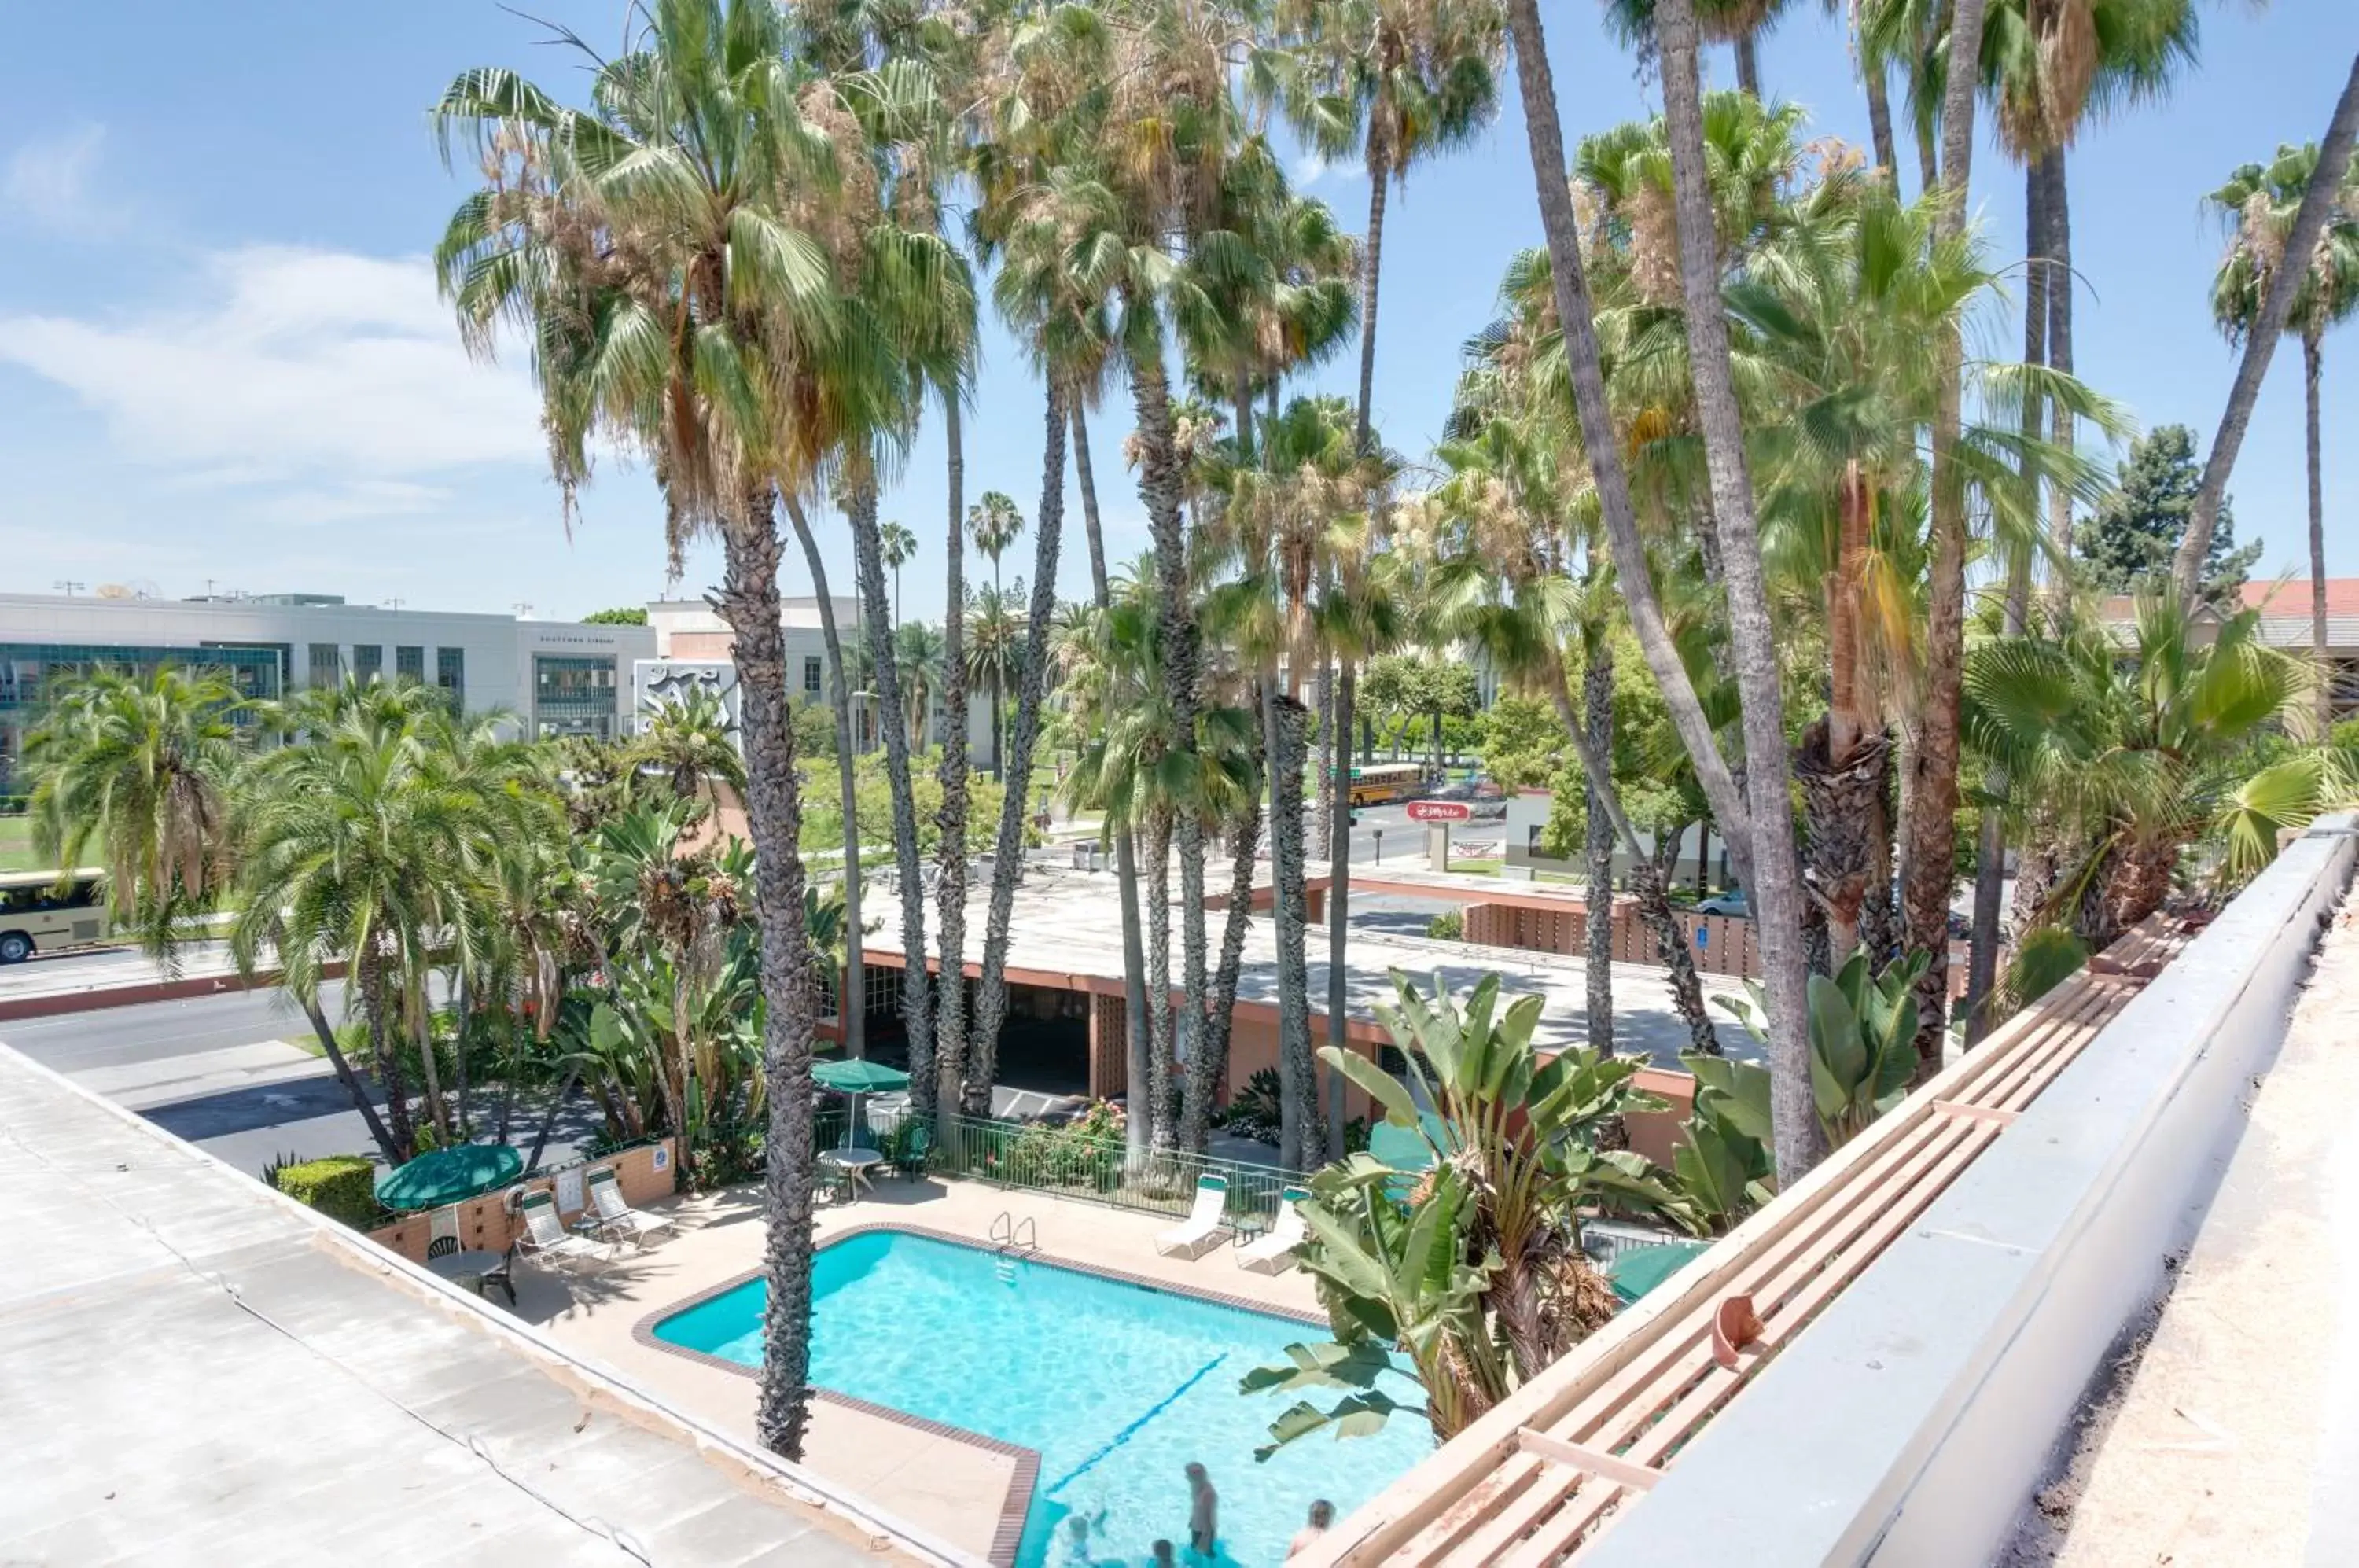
(1607, 1241), (1711, 1305)
(812, 1059), (911, 1093)
(813, 1058), (911, 1154)
(375, 1143), (524, 1212)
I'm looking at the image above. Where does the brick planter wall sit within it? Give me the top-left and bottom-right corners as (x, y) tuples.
(366, 1137), (677, 1262)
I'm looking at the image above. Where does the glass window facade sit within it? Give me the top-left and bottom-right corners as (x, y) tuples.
(307, 642), (341, 686)
(436, 647), (465, 708)
(396, 646), (425, 683)
(533, 654), (616, 739)
(352, 645), (383, 680)
(0, 642), (282, 790)
(804, 656), (823, 696)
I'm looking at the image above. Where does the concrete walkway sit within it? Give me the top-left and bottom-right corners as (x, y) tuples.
(2004, 887), (2359, 1566)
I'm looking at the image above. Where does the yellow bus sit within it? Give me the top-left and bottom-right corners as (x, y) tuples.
(1346, 762), (1426, 808)
(0, 869), (110, 964)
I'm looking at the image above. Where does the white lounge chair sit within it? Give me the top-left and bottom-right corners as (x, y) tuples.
(1235, 1187), (1310, 1275)
(586, 1166), (675, 1246)
(1154, 1175), (1232, 1260)
(516, 1190), (612, 1269)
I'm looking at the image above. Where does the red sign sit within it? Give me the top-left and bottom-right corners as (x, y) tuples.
(1405, 800), (1472, 823)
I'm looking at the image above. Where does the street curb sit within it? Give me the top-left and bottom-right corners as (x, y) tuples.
(0, 960), (346, 1023)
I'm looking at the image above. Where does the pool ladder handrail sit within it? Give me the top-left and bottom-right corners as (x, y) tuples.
(988, 1209), (1039, 1253)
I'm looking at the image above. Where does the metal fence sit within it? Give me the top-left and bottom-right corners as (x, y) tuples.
(853, 1106), (1305, 1228)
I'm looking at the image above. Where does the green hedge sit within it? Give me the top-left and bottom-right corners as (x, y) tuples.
(272, 1155), (381, 1228)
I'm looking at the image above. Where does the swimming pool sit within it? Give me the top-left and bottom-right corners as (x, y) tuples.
(650, 1228), (1431, 1566)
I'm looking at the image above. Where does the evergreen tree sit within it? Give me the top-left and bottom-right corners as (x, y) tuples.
(2079, 425), (2261, 609)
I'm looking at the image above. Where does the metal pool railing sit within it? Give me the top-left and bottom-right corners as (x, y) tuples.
(859, 1106), (1305, 1229)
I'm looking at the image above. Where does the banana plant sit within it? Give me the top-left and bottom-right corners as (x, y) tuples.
(1717, 949), (1927, 1147)
(1246, 971), (1674, 1454)
(1662, 1054), (1776, 1235)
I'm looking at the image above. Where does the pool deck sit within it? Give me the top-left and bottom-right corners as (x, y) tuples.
(511, 1176), (1327, 1564)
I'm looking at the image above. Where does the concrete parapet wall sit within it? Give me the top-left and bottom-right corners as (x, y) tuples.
(1582, 816), (2359, 1568)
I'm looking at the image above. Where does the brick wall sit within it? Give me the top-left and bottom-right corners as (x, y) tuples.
(1088, 991), (1128, 1100)
(366, 1137), (678, 1263)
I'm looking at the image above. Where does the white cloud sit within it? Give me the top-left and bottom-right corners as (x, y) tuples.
(0, 246), (546, 499)
(4, 124), (112, 234)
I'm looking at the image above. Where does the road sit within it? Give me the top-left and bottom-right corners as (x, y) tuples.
(0, 970), (591, 1179)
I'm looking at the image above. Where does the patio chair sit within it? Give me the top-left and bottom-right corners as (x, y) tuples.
(1154, 1175), (1232, 1260)
(891, 1119), (934, 1180)
(1235, 1187), (1310, 1275)
(515, 1190), (612, 1270)
(426, 1235), (459, 1261)
(586, 1166), (675, 1246)
(480, 1243), (518, 1309)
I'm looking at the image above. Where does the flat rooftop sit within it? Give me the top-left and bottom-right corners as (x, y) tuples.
(867, 856), (1751, 1069)
(0, 1044), (951, 1566)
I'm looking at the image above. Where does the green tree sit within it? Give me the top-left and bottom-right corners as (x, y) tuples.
(580, 606), (649, 625)
(2077, 425), (2260, 609)
(628, 686), (748, 820)
(2209, 141), (2359, 734)
(22, 665), (246, 958)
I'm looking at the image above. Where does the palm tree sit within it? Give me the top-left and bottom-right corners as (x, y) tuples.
(2173, 58), (2359, 606)
(430, 0), (937, 1459)
(782, 495), (867, 1064)
(879, 521), (918, 628)
(628, 685), (747, 821)
(21, 665), (247, 962)
(1632, 0), (1822, 1169)
(963, 585), (1021, 791)
(2208, 142), (2359, 736)
(966, 488), (1024, 795)
(1601, 0), (1805, 100)
(230, 698), (515, 1160)
(1966, 597), (2309, 949)
(892, 622), (948, 753)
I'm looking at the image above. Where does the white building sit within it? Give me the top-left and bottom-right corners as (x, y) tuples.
(644, 597), (992, 756)
(0, 591), (655, 786)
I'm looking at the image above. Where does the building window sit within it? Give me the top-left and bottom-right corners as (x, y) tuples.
(436, 647), (465, 709)
(307, 642), (341, 686)
(804, 656), (823, 696)
(533, 654), (618, 739)
(352, 645), (383, 681)
(396, 646), (424, 683)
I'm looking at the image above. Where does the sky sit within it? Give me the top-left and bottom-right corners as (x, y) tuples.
(1, 1), (2353, 624)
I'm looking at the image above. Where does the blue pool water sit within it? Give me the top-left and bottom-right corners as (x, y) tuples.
(652, 1229), (1431, 1566)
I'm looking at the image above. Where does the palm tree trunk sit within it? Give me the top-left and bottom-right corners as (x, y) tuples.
(523, 1066), (578, 1176)
(1126, 318), (1208, 1157)
(972, 387), (1069, 1115)
(453, 977), (470, 1139)
(1500, 0), (1759, 898)
(1142, 808), (1174, 1145)
(2309, 330), (2331, 735)
(1582, 644), (1615, 1055)
(1734, 32), (1760, 97)
(1903, 0), (1991, 1073)
(304, 995), (398, 1162)
(362, 955), (413, 1159)
(1632, 848), (1720, 1055)
(714, 490), (823, 1467)
(1657, 0), (1824, 1183)
(412, 974), (451, 1143)
(2175, 54), (2359, 605)
(846, 471), (936, 1122)
(1312, 661), (1334, 857)
(2044, 149), (2074, 585)
(1189, 700), (1266, 1154)
(1073, 404), (1110, 602)
(1324, 658), (1356, 1155)
(1695, 821), (1711, 896)
(1269, 691), (1319, 1170)
(1075, 396), (1151, 1165)
(935, 399), (972, 1110)
(784, 495), (865, 1063)
(1967, 156), (2052, 1041)
(1861, 46), (1899, 190)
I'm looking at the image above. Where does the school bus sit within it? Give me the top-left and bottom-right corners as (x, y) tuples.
(0, 869), (110, 963)
(1346, 762), (1425, 808)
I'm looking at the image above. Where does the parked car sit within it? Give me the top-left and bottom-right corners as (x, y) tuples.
(1694, 890), (1750, 918)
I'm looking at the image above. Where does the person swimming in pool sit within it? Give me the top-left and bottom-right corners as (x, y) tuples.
(1150, 1543), (1176, 1568)
(1184, 1463), (1218, 1559)
(1287, 1500), (1335, 1559)
(1051, 1511), (1099, 1568)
